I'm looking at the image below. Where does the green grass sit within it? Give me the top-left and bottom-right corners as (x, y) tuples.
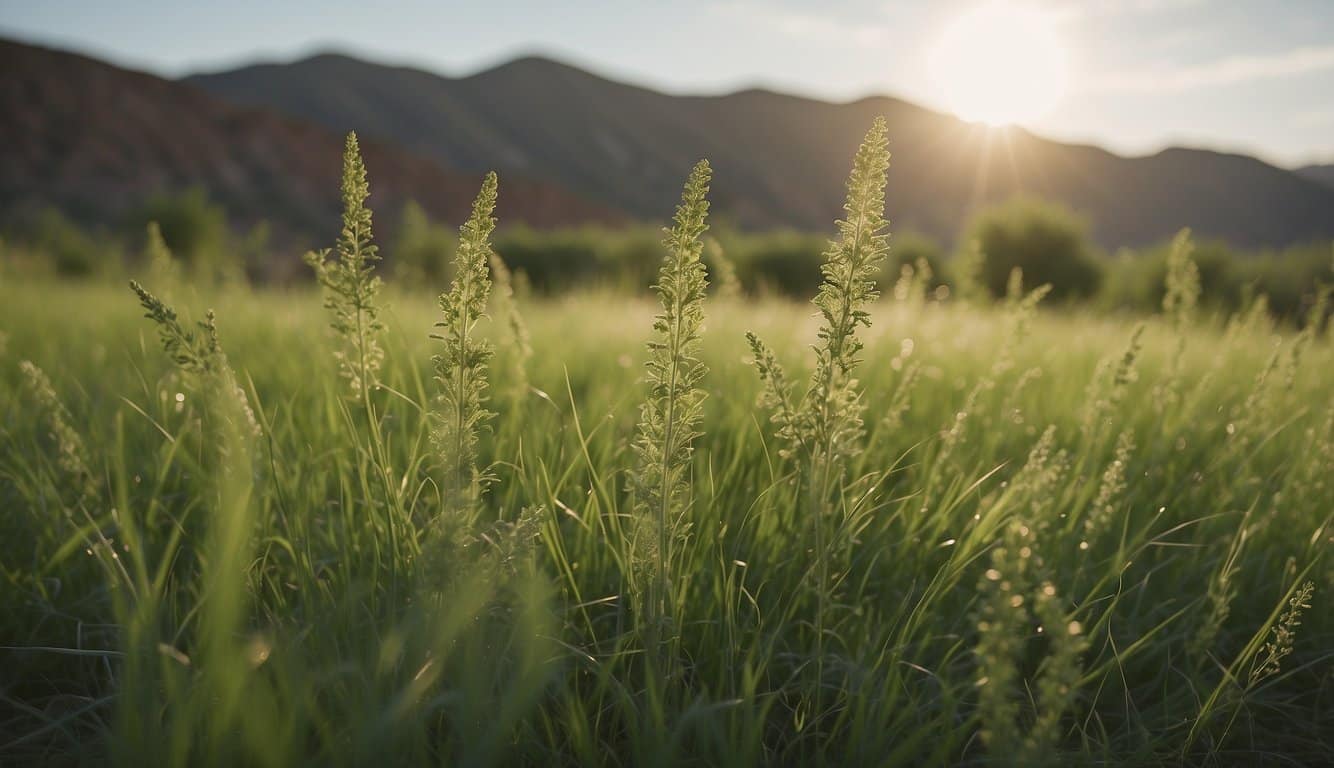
(1, 272), (1331, 765)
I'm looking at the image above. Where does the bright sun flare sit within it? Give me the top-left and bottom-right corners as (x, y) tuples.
(930, 2), (1067, 126)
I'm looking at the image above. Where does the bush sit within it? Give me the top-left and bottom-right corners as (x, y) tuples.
(391, 201), (458, 289)
(494, 226), (607, 293)
(1236, 244), (1333, 323)
(885, 230), (947, 294)
(1100, 238), (1332, 325)
(966, 198), (1101, 301)
(127, 188), (230, 276)
(717, 229), (825, 297)
(18, 208), (107, 277)
(1100, 240), (1235, 313)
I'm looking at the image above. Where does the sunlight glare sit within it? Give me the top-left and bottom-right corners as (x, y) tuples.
(930, 2), (1067, 126)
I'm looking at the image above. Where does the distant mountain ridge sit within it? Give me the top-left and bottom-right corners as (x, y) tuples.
(187, 51), (1334, 249)
(0, 39), (621, 270)
(1297, 164), (1334, 190)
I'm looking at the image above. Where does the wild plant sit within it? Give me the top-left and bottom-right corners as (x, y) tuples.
(1248, 580), (1313, 687)
(1281, 404), (1334, 541)
(125, 281), (259, 762)
(19, 360), (96, 503)
(1079, 322), (1144, 445)
(1162, 227), (1200, 327)
(879, 359), (921, 433)
(1226, 291), (1273, 338)
(1156, 229), (1198, 416)
(891, 256), (931, 305)
(1222, 344), (1282, 480)
(938, 272), (1050, 464)
(1000, 365), (1044, 427)
(953, 238), (987, 304)
(305, 134), (420, 587)
(1082, 428), (1134, 544)
(1009, 425), (1071, 530)
(1304, 281), (1332, 336)
(1191, 511), (1248, 660)
(628, 160), (711, 673)
(145, 220), (180, 294)
(129, 280), (260, 440)
(1189, 579), (1317, 758)
(305, 132), (386, 399)
(1025, 580), (1087, 765)
(488, 247), (532, 404)
(1277, 283), (1329, 395)
(705, 235), (742, 301)
(975, 519), (1085, 765)
(974, 524), (1032, 758)
(975, 505), (1085, 764)
(432, 172), (499, 524)
(16, 360), (140, 602)
(746, 117), (890, 694)
(747, 117), (889, 471)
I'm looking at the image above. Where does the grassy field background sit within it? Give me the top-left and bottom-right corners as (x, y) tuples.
(2, 271), (1330, 765)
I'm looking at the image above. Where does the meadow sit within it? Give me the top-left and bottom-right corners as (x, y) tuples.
(2, 124), (1332, 766)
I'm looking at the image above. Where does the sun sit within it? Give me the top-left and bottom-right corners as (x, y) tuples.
(929, 2), (1067, 126)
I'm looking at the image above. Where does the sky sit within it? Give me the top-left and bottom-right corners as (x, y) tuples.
(3, 0), (1333, 167)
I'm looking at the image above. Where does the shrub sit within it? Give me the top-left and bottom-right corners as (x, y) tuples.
(128, 188), (229, 275)
(886, 230), (946, 290)
(719, 228), (825, 297)
(21, 208), (105, 277)
(966, 197), (1101, 301)
(493, 225), (604, 292)
(391, 200), (458, 288)
(1100, 238), (1332, 324)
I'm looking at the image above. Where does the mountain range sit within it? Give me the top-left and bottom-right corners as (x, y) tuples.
(186, 52), (1334, 250)
(4, 36), (1334, 256)
(1297, 164), (1334, 190)
(0, 39), (620, 252)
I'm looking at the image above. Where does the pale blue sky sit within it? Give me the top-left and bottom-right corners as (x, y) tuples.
(4, 0), (1333, 166)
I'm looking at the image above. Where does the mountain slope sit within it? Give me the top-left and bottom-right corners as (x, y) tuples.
(0, 40), (621, 260)
(1297, 164), (1334, 189)
(189, 52), (1334, 249)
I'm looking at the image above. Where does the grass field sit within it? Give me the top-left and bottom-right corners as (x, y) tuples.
(2, 133), (1332, 766)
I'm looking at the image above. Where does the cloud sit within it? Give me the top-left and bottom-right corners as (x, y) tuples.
(1064, 0), (1208, 16)
(1294, 109), (1334, 128)
(707, 2), (891, 47)
(1086, 45), (1334, 92)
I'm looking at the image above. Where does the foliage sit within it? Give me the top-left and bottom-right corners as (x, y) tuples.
(127, 188), (231, 277)
(305, 132), (386, 397)
(432, 172), (500, 519)
(392, 199), (458, 288)
(628, 160), (712, 669)
(966, 196), (1103, 301)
